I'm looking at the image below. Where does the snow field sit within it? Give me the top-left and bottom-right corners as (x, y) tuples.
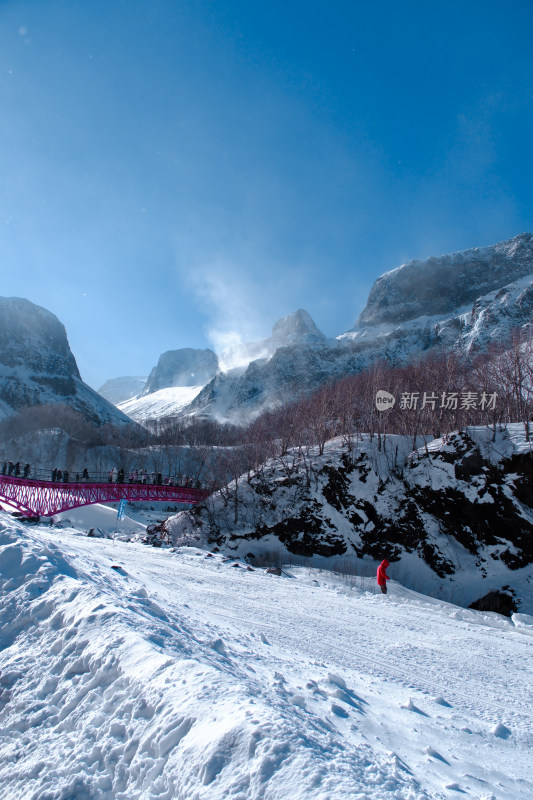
(0, 513), (532, 799)
(118, 386), (204, 423)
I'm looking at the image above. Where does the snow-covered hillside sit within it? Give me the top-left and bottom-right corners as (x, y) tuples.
(1, 512), (532, 799)
(167, 424), (533, 613)
(118, 385), (205, 423)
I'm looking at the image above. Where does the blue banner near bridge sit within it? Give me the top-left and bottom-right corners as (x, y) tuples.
(117, 499), (127, 520)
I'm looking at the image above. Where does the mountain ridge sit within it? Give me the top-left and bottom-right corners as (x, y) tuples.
(0, 297), (134, 427)
(101, 233), (533, 424)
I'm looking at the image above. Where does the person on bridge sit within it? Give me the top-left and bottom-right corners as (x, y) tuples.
(82, 467), (89, 481)
(23, 464), (30, 478)
(377, 559), (390, 594)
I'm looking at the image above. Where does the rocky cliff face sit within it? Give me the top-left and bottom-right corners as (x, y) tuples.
(339, 234), (533, 366)
(98, 376), (148, 405)
(0, 297), (133, 426)
(142, 348), (219, 395)
(184, 235), (533, 423)
(357, 233), (533, 327)
(185, 310), (334, 421)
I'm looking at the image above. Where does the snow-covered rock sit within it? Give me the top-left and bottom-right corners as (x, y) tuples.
(357, 232), (533, 327)
(97, 376), (148, 405)
(166, 424), (533, 612)
(339, 233), (533, 361)
(0, 297), (133, 427)
(142, 348), (219, 395)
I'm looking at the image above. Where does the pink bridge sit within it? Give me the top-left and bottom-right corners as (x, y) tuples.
(0, 474), (210, 517)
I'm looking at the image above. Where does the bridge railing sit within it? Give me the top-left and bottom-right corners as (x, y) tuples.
(0, 466), (204, 489)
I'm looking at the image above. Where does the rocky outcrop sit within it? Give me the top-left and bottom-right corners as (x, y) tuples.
(357, 233), (533, 327)
(98, 376), (148, 405)
(165, 425), (533, 612)
(142, 349), (219, 395)
(0, 297), (133, 426)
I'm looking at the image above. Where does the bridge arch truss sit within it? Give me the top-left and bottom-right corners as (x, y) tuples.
(0, 475), (209, 517)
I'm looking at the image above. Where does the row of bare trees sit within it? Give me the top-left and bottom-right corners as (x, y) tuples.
(1, 330), (531, 504)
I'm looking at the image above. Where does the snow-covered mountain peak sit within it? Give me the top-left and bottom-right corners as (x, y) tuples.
(270, 308), (327, 347)
(0, 296), (132, 426)
(0, 296), (80, 379)
(142, 348), (219, 396)
(356, 232), (533, 328)
(97, 376), (148, 405)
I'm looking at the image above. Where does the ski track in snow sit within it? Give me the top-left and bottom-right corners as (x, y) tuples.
(0, 513), (532, 800)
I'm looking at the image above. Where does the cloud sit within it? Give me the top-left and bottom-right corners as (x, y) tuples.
(175, 248), (276, 369)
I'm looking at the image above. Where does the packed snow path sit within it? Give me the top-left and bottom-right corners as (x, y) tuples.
(0, 514), (531, 799)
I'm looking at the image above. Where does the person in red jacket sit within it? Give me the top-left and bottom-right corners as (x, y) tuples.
(377, 559), (390, 594)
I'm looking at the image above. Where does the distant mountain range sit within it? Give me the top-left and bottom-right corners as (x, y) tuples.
(107, 233), (533, 425)
(1, 233), (531, 428)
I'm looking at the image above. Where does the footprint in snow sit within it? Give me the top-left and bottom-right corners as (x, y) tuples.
(327, 674), (367, 709)
(332, 687), (364, 712)
(330, 703), (349, 718)
(443, 782), (466, 793)
(327, 673), (347, 690)
(290, 694), (307, 709)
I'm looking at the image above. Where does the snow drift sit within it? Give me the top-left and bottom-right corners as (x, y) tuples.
(0, 515), (532, 798)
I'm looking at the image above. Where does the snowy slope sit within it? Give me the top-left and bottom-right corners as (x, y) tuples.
(167, 425), (533, 612)
(1, 514), (532, 799)
(118, 385), (204, 423)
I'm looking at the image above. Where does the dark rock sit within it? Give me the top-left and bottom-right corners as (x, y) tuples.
(468, 590), (518, 617)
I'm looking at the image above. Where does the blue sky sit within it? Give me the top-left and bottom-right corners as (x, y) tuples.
(1, 0), (532, 388)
